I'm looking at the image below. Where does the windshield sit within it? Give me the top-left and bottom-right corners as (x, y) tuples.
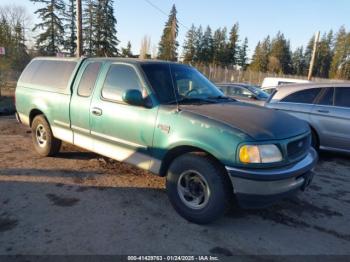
(246, 85), (269, 99)
(141, 63), (224, 104)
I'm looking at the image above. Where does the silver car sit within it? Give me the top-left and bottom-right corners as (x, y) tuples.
(266, 83), (350, 153)
(216, 83), (269, 106)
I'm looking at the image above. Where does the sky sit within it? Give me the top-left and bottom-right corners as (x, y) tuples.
(3, 0), (350, 58)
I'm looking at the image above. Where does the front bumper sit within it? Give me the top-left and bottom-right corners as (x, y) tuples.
(226, 148), (318, 208)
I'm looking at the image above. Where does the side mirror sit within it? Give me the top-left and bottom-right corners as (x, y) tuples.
(122, 89), (144, 106)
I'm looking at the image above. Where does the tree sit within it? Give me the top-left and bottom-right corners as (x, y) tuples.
(158, 4), (179, 61)
(330, 26), (350, 79)
(65, 0), (77, 56)
(268, 32), (292, 74)
(304, 35), (315, 76)
(199, 26), (214, 64)
(182, 24), (197, 64)
(314, 31), (333, 78)
(212, 27), (228, 66)
(250, 36), (270, 72)
(193, 25), (203, 63)
(0, 6), (30, 74)
(237, 37), (248, 70)
(82, 0), (95, 56)
(140, 35), (151, 59)
(228, 22), (239, 65)
(93, 0), (119, 56)
(292, 46), (307, 75)
(30, 0), (66, 55)
(121, 41), (133, 57)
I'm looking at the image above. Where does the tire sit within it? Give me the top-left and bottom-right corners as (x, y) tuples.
(31, 115), (61, 156)
(166, 153), (233, 224)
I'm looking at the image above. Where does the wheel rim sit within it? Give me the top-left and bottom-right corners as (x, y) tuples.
(36, 124), (47, 148)
(177, 170), (210, 210)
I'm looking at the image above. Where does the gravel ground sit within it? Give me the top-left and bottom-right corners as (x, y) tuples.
(0, 116), (350, 257)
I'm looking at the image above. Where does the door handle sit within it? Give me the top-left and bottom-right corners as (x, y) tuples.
(91, 107), (103, 116)
(317, 109), (329, 114)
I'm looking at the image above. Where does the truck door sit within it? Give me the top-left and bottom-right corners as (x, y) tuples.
(70, 61), (102, 151)
(89, 63), (159, 171)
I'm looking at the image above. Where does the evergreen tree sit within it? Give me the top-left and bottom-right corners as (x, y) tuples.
(11, 21), (30, 71)
(65, 0), (77, 56)
(93, 0), (119, 56)
(292, 46), (307, 75)
(237, 37), (248, 70)
(121, 41), (133, 57)
(304, 35), (315, 75)
(30, 0), (66, 55)
(314, 31), (333, 78)
(182, 24), (197, 63)
(82, 0), (95, 56)
(158, 4), (179, 61)
(250, 36), (270, 72)
(268, 32), (292, 74)
(228, 22), (239, 65)
(199, 26), (214, 65)
(193, 25), (203, 63)
(212, 27), (228, 66)
(330, 26), (350, 79)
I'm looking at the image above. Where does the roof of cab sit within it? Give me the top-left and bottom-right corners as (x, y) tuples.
(84, 57), (183, 65)
(271, 82), (350, 101)
(31, 56), (194, 68)
(32, 56), (81, 62)
(275, 82), (350, 91)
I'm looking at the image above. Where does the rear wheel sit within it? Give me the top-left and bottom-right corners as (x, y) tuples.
(166, 153), (233, 224)
(31, 115), (61, 156)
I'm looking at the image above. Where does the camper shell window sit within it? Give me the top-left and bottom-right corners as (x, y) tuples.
(19, 59), (77, 90)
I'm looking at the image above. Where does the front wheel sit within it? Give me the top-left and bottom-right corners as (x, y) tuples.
(31, 115), (61, 156)
(166, 153), (233, 224)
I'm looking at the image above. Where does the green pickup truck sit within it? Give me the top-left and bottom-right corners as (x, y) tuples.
(15, 57), (318, 224)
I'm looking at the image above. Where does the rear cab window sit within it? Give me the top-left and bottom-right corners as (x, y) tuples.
(77, 62), (102, 97)
(281, 88), (321, 104)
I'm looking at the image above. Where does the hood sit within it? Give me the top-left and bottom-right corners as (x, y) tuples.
(180, 102), (309, 141)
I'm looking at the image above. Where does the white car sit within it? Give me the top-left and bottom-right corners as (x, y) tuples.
(261, 77), (310, 94)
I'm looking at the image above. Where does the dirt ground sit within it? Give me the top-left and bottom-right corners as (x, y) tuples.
(0, 115), (350, 257)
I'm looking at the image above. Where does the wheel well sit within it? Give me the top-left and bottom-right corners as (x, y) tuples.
(309, 125), (320, 147)
(29, 109), (44, 127)
(159, 145), (225, 177)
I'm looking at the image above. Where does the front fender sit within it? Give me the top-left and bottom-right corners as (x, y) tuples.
(152, 107), (251, 167)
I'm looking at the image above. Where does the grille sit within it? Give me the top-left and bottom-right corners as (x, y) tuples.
(287, 135), (310, 159)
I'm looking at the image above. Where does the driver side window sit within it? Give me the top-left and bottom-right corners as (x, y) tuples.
(101, 64), (143, 102)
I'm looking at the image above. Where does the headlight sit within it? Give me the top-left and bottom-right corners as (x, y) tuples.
(239, 144), (282, 164)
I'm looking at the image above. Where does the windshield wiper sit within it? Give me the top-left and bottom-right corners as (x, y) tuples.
(165, 97), (217, 105)
(207, 95), (236, 102)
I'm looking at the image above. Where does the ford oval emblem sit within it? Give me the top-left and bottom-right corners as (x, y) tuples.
(298, 141), (304, 148)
